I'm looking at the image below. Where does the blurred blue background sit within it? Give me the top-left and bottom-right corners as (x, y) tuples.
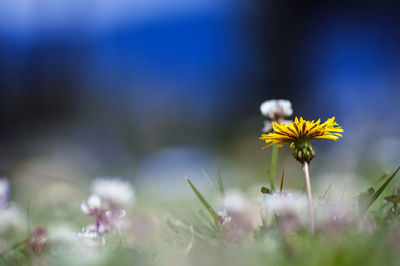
(1, 0), (400, 193)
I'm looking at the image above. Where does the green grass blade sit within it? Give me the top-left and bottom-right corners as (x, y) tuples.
(0, 239), (28, 258)
(26, 202), (31, 239)
(167, 217), (216, 243)
(280, 169), (285, 192)
(202, 170), (219, 193)
(192, 211), (216, 234)
(373, 171), (389, 187)
(321, 182), (333, 201)
(185, 177), (220, 228)
(362, 166), (400, 214)
(216, 168), (224, 196)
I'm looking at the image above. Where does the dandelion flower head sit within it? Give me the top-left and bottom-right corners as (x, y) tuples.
(260, 117), (343, 163)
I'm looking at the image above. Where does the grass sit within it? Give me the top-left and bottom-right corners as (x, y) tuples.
(1, 161), (400, 266)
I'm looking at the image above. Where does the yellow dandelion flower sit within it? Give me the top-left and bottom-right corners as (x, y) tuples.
(260, 116), (343, 164)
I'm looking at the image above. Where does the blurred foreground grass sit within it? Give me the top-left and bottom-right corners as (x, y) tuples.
(0, 164), (400, 266)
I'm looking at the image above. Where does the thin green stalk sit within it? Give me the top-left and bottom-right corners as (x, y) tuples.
(202, 170), (219, 193)
(269, 144), (278, 191)
(0, 239), (28, 258)
(216, 169), (224, 196)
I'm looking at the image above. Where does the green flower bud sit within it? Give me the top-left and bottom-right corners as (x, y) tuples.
(292, 139), (315, 164)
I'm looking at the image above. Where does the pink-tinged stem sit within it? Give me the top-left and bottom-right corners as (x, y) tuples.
(302, 162), (314, 233)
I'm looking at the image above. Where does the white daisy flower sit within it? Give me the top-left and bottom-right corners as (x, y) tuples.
(81, 195), (104, 215)
(262, 191), (308, 232)
(219, 190), (261, 237)
(260, 99), (293, 120)
(262, 191), (307, 218)
(220, 190), (247, 212)
(91, 178), (134, 208)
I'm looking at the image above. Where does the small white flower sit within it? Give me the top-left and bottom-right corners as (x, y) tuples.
(105, 209), (126, 219)
(317, 198), (355, 228)
(87, 223), (108, 235)
(75, 227), (105, 246)
(220, 190), (247, 212)
(260, 99), (293, 120)
(263, 191), (307, 217)
(91, 178), (134, 208)
(0, 178), (10, 207)
(218, 190), (261, 240)
(81, 195), (104, 215)
(218, 209), (232, 226)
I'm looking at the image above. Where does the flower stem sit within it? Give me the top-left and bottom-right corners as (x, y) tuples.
(302, 162), (314, 233)
(269, 144), (278, 191)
